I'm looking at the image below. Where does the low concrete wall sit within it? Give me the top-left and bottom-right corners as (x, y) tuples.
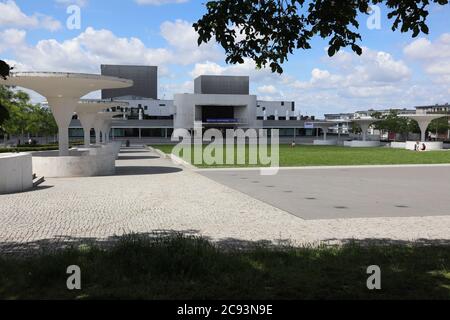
(80, 142), (122, 158)
(405, 141), (444, 151)
(313, 140), (338, 146)
(0, 153), (33, 194)
(390, 142), (407, 149)
(31, 151), (116, 178)
(344, 141), (381, 148)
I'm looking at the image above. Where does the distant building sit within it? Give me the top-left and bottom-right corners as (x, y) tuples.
(101, 65), (158, 100)
(416, 103), (450, 114)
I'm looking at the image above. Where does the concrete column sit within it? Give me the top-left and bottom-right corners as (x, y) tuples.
(323, 129), (328, 140)
(359, 123), (370, 141)
(47, 97), (78, 156)
(77, 112), (97, 147)
(95, 128), (101, 145)
(139, 128), (142, 140)
(57, 126), (69, 156)
(417, 121), (431, 142)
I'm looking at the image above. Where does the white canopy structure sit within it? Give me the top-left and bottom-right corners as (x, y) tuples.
(94, 112), (123, 144)
(352, 118), (381, 141)
(313, 121), (339, 145)
(77, 100), (128, 147)
(400, 114), (448, 142)
(0, 72), (133, 156)
(315, 122), (337, 141)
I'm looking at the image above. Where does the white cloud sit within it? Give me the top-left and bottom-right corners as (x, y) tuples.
(190, 58), (283, 84)
(257, 85), (277, 95)
(404, 33), (450, 83)
(0, 20), (224, 74)
(0, 27), (174, 73)
(160, 20), (222, 65)
(135, 0), (188, 5)
(0, 0), (61, 31)
(0, 28), (26, 53)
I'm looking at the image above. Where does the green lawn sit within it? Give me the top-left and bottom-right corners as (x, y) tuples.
(0, 234), (449, 300)
(152, 144), (450, 168)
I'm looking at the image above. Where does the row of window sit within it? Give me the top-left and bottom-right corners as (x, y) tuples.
(257, 102), (296, 112)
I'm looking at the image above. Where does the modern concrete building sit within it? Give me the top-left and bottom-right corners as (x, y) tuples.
(70, 67), (318, 142)
(194, 75), (250, 95)
(101, 65), (158, 100)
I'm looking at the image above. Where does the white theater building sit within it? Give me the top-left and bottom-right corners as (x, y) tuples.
(69, 66), (309, 142)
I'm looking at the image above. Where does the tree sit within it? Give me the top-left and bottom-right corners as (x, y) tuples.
(194, 0), (449, 73)
(0, 60), (12, 80)
(428, 116), (450, 136)
(0, 103), (9, 126)
(374, 110), (419, 141)
(0, 85), (57, 144)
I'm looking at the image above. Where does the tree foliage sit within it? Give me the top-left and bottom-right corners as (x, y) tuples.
(373, 110), (420, 140)
(428, 116), (450, 134)
(194, 0), (449, 73)
(0, 85), (57, 140)
(0, 60), (12, 80)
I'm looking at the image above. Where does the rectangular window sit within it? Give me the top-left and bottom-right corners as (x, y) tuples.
(281, 101), (285, 106)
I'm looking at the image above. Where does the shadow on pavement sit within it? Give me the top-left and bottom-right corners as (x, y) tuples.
(114, 166), (183, 176)
(117, 156), (160, 160)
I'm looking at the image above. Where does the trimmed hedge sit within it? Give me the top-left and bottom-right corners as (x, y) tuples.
(0, 146), (59, 153)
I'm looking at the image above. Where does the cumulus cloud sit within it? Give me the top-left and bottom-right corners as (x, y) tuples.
(257, 85), (278, 95)
(404, 33), (450, 83)
(160, 20), (222, 65)
(0, 0), (61, 31)
(190, 58), (283, 84)
(292, 48), (411, 95)
(0, 21), (221, 72)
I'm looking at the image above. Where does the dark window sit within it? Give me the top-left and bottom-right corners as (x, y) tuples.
(281, 102), (285, 106)
(159, 104), (166, 107)
(262, 107), (266, 111)
(144, 106), (148, 111)
(291, 102), (295, 112)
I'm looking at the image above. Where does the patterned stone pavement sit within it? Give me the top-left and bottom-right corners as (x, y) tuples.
(1, 147), (449, 255)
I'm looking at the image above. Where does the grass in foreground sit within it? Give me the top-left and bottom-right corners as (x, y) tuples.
(0, 234), (449, 300)
(153, 144), (450, 168)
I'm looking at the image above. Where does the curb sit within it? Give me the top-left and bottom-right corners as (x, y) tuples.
(147, 146), (197, 170)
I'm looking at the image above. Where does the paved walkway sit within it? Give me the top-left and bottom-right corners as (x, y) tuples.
(199, 166), (450, 220)
(1, 147), (449, 254)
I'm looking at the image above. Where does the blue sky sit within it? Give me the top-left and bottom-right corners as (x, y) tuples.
(1, 0), (449, 116)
